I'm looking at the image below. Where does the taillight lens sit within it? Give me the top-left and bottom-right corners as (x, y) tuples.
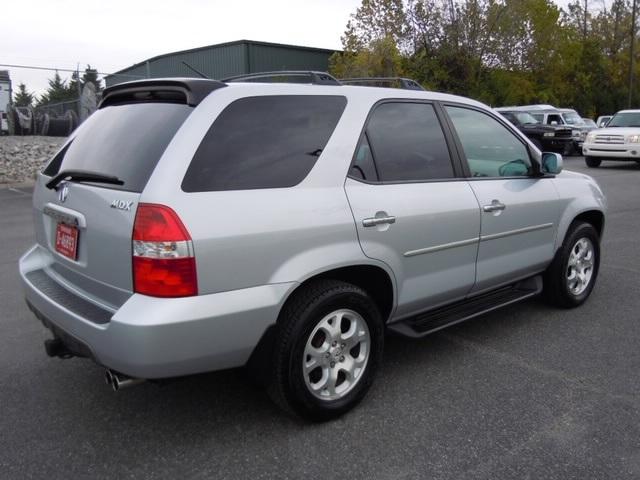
(132, 203), (197, 297)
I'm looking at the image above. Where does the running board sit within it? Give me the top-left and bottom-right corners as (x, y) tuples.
(389, 276), (543, 338)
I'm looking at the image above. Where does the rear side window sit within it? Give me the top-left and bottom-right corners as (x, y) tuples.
(182, 95), (347, 192)
(364, 102), (454, 182)
(43, 103), (192, 192)
(350, 135), (378, 181)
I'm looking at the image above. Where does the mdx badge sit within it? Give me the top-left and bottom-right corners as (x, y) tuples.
(110, 200), (134, 211)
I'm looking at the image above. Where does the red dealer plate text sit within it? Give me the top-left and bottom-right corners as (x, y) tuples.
(55, 223), (79, 260)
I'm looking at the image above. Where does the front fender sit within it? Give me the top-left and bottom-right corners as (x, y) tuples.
(553, 172), (607, 250)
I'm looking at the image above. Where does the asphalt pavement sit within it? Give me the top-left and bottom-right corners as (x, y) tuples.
(1, 158), (639, 479)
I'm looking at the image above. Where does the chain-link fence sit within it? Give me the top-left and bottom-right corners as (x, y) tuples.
(34, 99), (79, 118)
(8, 83), (99, 137)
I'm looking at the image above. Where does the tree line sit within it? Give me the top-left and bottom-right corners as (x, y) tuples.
(329, 0), (639, 118)
(13, 66), (102, 108)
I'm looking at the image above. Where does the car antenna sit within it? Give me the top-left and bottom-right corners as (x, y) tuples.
(181, 61), (209, 79)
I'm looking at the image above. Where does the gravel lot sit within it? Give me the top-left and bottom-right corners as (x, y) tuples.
(1, 157), (639, 479)
(0, 136), (65, 184)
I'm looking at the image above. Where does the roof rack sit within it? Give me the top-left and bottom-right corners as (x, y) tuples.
(340, 77), (425, 91)
(222, 71), (341, 86)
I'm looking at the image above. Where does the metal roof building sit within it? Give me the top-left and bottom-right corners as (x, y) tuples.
(104, 40), (338, 87)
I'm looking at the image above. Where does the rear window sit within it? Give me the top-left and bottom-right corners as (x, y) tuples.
(181, 95), (347, 192)
(43, 103), (192, 192)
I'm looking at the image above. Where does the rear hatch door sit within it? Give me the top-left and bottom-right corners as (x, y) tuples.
(33, 101), (193, 308)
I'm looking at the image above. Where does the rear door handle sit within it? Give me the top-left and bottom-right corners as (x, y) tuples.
(363, 215), (396, 227)
(482, 201), (506, 213)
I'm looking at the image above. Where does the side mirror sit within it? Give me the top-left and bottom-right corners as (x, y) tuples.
(542, 152), (563, 174)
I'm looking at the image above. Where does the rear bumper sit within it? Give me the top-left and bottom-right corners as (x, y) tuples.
(583, 144), (640, 160)
(20, 245), (296, 379)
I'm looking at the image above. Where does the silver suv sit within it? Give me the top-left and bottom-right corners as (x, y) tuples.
(20, 75), (606, 420)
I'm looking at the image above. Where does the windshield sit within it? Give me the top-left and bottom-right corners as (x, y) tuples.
(561, 111), (584, 125)
(513, 112), (539, 124)
(607, 112), (640, 128)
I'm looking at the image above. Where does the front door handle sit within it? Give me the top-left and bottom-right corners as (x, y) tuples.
(363, 215), (396, 227)
(482, 200), (506, 213)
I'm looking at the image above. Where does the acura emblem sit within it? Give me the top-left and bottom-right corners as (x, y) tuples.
(58, 183), (69, 203)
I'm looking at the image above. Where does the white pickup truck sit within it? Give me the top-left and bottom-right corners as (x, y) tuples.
(583, 109), (640, 167)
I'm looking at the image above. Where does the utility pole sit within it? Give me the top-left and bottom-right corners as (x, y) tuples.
(629, 0), (638, 108)
(76, 63), (82, 118)
(583, 0), (588, 40)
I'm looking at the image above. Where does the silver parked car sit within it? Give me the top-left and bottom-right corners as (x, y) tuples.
(20, 74), (606, 420)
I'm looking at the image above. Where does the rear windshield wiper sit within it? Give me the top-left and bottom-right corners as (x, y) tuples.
(46, 170), (125, 190)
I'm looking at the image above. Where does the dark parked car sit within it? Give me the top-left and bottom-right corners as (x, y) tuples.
(496, 110), (573, 154)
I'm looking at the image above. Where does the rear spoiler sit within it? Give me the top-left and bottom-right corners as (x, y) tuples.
(100, 78), (227, 108)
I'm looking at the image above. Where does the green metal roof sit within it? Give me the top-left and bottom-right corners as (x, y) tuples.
(105, 40), (338, 86)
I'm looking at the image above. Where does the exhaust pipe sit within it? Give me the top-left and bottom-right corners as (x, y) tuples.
(104, 369), (145, 391)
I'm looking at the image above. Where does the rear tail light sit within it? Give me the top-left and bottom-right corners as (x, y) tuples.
(132, 203), (197, 297)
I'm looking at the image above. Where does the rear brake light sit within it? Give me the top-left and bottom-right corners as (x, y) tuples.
(132, 203), (197, 297)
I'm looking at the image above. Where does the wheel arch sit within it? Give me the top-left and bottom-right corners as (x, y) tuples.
(573, 210), (605, 237)
(246, 263), (396, 382)
(556, 207), (606, 252)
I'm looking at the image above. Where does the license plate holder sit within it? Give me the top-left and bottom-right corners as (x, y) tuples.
(55, 223), (79, 260)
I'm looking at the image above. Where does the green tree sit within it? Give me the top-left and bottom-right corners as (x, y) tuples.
(13, 83), (34, 107)
(342, 0), (407, 51)
(37, 72), (73, 106)
(330, 36), (406, 78)
(331, 0), (409, 81)
(336, 0), (640, 116)
(67, 70), (81, 99)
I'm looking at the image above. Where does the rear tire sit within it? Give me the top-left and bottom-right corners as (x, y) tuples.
(268, 280), (384, 421)
(544, 221), (600, 308)
(585, 157), (602, 168)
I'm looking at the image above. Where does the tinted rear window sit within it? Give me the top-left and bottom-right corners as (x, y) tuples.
(43, 103), (192, 192)
(365, 102), (454, 182)
(181, 95), (347, 192)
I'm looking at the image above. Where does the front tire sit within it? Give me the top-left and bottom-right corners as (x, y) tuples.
(544, 221), (600, 308)
(585, 157), (602, 168)
(268, 280), (384, 421)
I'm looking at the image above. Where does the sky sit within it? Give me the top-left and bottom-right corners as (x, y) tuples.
(3, 0), (578, 97)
